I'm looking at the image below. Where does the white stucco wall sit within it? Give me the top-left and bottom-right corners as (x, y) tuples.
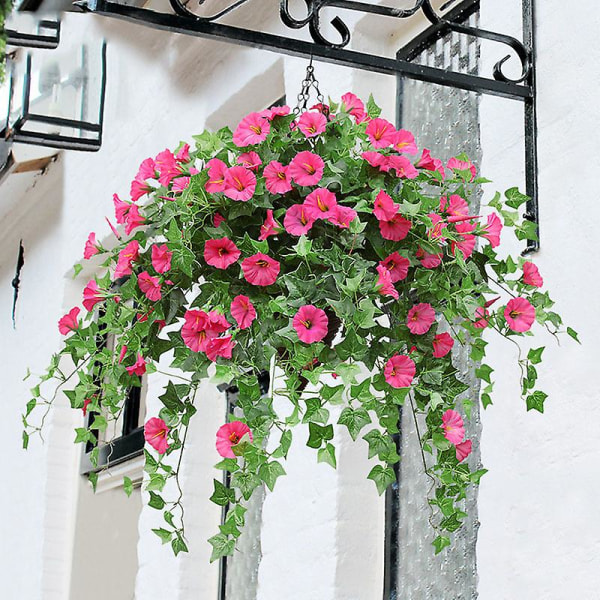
(1, 1), (600, 598)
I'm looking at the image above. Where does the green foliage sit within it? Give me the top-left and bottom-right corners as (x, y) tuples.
(23, 94), (573, 564)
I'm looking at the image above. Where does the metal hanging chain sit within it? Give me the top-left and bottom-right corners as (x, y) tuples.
(294, 57), (325, 115)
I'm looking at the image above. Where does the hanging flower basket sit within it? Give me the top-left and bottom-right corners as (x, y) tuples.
(24, 93), (576, 560)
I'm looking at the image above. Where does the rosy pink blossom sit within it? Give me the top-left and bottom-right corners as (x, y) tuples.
(152, 244), (172, 274)
(417, 149), (445, 177)
(362, 151), (391, 172)
(130, 177), (152, 202)
(284, 204), (315, 236)
(106, 218), (122, 240)
(216, 421), (253, 458)
(205, 336), (235, 362)
(181, 309), (230, 353)
(136, 157), (157, 180)
(233, 112), (270, 146)
(84, 232), (101, 260)
(441, 194), (469, 218)
(237, 151), (262, 172)
(205, 158), (228, 194)
(388, 155), (419, 179)
(175, 143), (190, 163)
(204, 237), (241, 270)
(373, 190), (399, 222)
(213, 213), (225, 228)
(126, 353), (147, 377)
(264, 161), (292, 195)
(224, 166), (256, 202)
(447, 157), (476, 181)
(261, 105), (291, 120)
(442, 409), (465, 445)
(144, 417), (169, 454)
(380, 252), (410, 283)
(113, 193), (131, 224)
(504, 297), (536, 332)
(304, 188), (338, 221)
(366, 118), (396, 148)
(341, 92), (367, 123)
(376, 265), (399, 300)
(155, 149), (181, 187)
(473, 297), (500, 329)
(124, 204), (145, 236)
(118, 345), (128, 364)
(406, 302), (435, 335)
(138, 271), (162, 302)
(230, 295), (257, 330)
(82, 280), (104, 312)
(328, 205), (357, 228)
(452, 221), (477, 259)
(293, 305), (329, 344)
(384, 354), (416, 388)
(392, 129), (417, 154)
(58, 307), (80, 335)
(298, 111), (327, 138)
(259, 209), (281, 241)
(522, 261), (543, 287)
(432, 332), (454, 358)
(172, 176), (190, 193)
(482, 212), (503, 248)
(289, 151), (324, 186)
(456, 439), (472, 462)
(416, 247), (443, 269)
(428, 213), (447, 241)
(379, 213), (412, 242)
(114, 240), (140, 278)
(242, 253), (280, 286)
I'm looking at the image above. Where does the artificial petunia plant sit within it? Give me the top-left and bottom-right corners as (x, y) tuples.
(23, 93), (576, 560)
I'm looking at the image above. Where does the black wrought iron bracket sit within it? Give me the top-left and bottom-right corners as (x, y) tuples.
(75, 0), (539, 250)
(6, 18), (61, 49)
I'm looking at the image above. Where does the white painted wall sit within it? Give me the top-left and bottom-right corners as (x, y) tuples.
(1, 1), (599, 599)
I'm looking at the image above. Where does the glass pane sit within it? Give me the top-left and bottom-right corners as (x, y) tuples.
(390, 12), (483, 600)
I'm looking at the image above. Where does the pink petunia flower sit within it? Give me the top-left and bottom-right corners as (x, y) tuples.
(181, 310), (222, 353)
(213, 213), (225, 228)
(373, 190), (399, 222)
(205, 158), (228, 194)
(125, 204), (145, 236)
(264, 161), (293, 195)
(473, 296), (500, 329)
(242, 253), (280, 286)
(455, 439), (472, 462)
(130, 177), (152, 202)
(441, 194), (469, 219)
(84, 232), (101, 260)
(204, 237), (241, 270)
(406, 302), (435, 335)
(380, 252), (410, 283)
(136, 157), (157, 180)
(284, 204), (315, 236)
(230, 295), (257, 330)
(376, 265), (399, 300)
(126, 353), (147, 377)
(259, 209), (282, 241)
(216, 421), (253, 458)
(105, 218), (121, 240)
(379, 213), (412, 242)
(224, 166), (256, 202)
(384, 354), (416, 388)
(293, 305), (329, 344)
(138, 271), (162, 302)
(155, 149), (181, 187)
(260, 105), (291, 120)
(482, 212), (503, 248)
(113, 193), (131, 224)
(417, 149), (445, 178)
(144, 417), (169, 454)
(362, 151), (392, 173)
(341, 92), (367, 123)
(428, 213), (447, 241)
(388, 155), (419, 179)
(114, 240), (140, 279)
(433, 332), (454, 358)
(298, 111), (327, 138)
(328, 205), (357, 229)
(175, 143), (190, 163)
(447, 157), (476, 181)
(82, 280), (105, 312)
(303, 188), (338, 221)
(504, 297), (536, 333)
(58, 307), (80, 335)
(233, 112), (270, 146)
(152, 244), (172, 274)
(366, 118), (396, 149)
(205, 335), (235, 362)
(392, 129), (417, 154)
(522, 261), (543, 287)
(237, 151), (262, 172)
(118, 344), (128, 364)
(442, 409), (465, 445)
(416, 247), (443, 269)
(172, 176), (191, 193)
(289, 151), (324, 186)
(452, 221), (477, 259)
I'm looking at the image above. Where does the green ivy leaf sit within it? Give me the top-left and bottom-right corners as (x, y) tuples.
(567, 327), (580, 343)
(475, 364), (494, 384)
(258, 461), (286, 492)
(317, 443), (337, 468)
(172, 535), (189, 556)
(306, 422), (334, 449)
(338, 406), (372, 441)
(210, 479), (236, 506)
(526, 390), (547, 413)
(208, 533), (235, 563)
(148, 491), (165, 510)
(367, 465), (396, 495)
(433, 535), (451, 554)
(123, 476), (133, 497)
(152, 528), (173, 545)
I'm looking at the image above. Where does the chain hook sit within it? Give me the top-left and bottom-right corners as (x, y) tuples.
(294, 56), (326, 115)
